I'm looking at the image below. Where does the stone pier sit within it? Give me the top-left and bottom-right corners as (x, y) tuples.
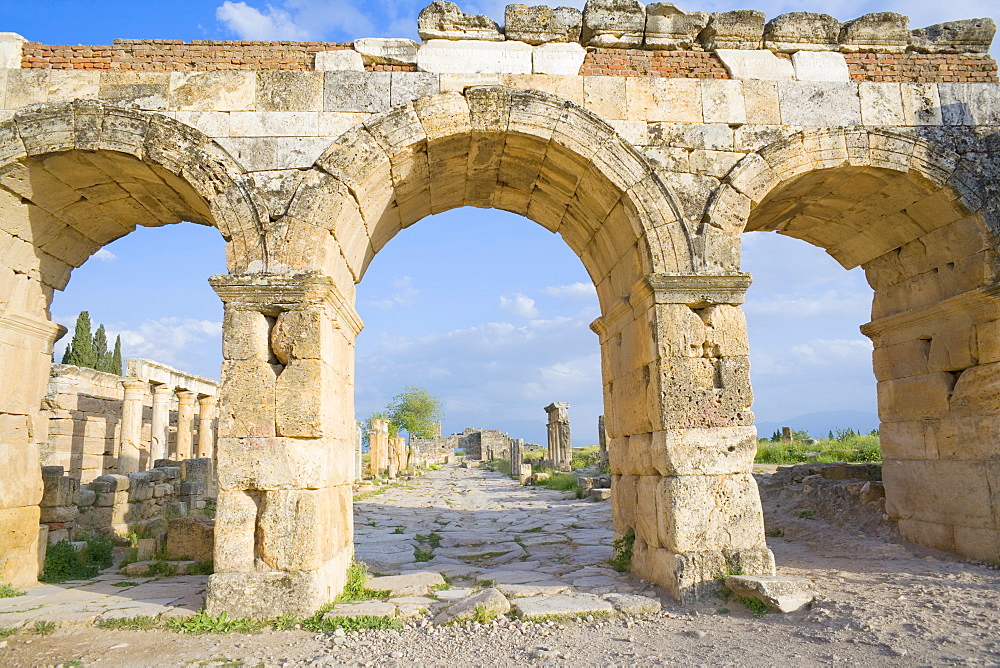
(545, 403), (572, 471)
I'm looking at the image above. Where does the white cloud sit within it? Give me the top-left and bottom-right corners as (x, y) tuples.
(369, 275), (418, 310)
(115, 318), (222, 370)
(744, 290), (870, 319)
(543, 282), (595, 299)
(92, 249), (117, 262)
(215, 1), (310, 39)
(499, 293), (540, 318)
(754, 338), (872, 375)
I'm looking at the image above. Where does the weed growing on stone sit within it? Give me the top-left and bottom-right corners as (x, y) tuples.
(414, 547), (434, 562)
(392, 526), (404, 534)
(144, 561), (178, 578)
(537, 472), (579, 493)
(525, 526), (543, 533)
(41, 534), (113, 583)
(0, 627), (16, 638)
(737, 595), (770, 618)
(96, 615), (160, 630)
(472, 604), (497, 623)
(717, 608), (731, 615)
(336, 561), (388, 603)
(797, 511), (817, 520)
(112, 581), (139, 588)
(0, 583), (25, 598)
(608, 528), (635, 572)
(32, 620), (57, 636)
(186, 560), (214, 576)
(428, 464), (443, 470)
(765, 528), (785, 537)
(167, 611), (264, 635)
(478, 579), (498, 589)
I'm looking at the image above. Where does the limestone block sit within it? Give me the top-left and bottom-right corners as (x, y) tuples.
(228, 112), (319, 137)
(778, 82), (861, 126)
(908, 18), (996, 54)
(504, 5), (581, 46)
(791, 51), (849, 83)
(354, 38), (420, 66)
(877, 372), (953, 421)
(0, 505), (41, 589)
(78, 488), (96, 507)
(216, 437), (336, 491)
(216, 136), (331, 171)
(838, 12), (909, 53)
(632, 542), (773, 602)
(166, 516), (215, 561)
(725, 575), (813, 612)
(436, 587), (511, 624)
(512, 593), (614, 618)
(256, 487), (352, 571)
(168, 72), (255, 112)
(763, 12), (841, 52)
(885, 459), (996, 529)
(858, 82), (905, 125)
(643, 3), (708, 51)
(603, 592), (661, 614)
(324, 71), (390, 113)
(98, 72), (170, 110)
(417, 39), (533, 74)
(206, 567), (344, 618)
(324, 601), (396, 618)
(40, 505), (77, 523)
(417, 1), (504, 41)
(581, 0), (646, 49)
(715, 50), (793, 81)
(91, 474), (130, 491)
(0, 33), (25, 69)
(626, 77), (702, 122)
(701, 79), (745, 124)
(0, 416), (42, 509)
(532, 42), (587, 75)
(368, 571), (446, 596)
(583, 75), (627, 119)
(387, 72), (437, 107)
(949, 362), (1000, 413)
(953, 526), (1000, 562)
(314, 50), (364, 72)
(900, 84), (943, 126)
(655, 473), (766, 552)
(256, 71), (324, 112)
(699, 10), (764, 50)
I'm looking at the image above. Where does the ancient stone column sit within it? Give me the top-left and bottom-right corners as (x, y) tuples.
(150, 383), (173, 462)
(117, 378), (148, 475)
(545, 402), (571, 471)
(175, 390), (197, 460)
(369, 418), (390, 478)
(354, 420), (363, 482)
(510, 438), (524, 480)
(598, 415), (609, 468)
(591, 274), (772, 602)
(206, 273), (361, 619)
(196, 394), (217, 459)
(0, 309), (65, 588)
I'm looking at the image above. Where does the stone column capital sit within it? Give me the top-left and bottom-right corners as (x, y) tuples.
(151, 383), (174, 399)
(197, 393), (217, 408)
(176, 389), (197, 405)
(120, 377), (148, 397)
(209, 272), (363, 336)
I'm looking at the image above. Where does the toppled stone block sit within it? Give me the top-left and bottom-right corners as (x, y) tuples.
(603, 592), (662, 614)
(353, 38), (420, 66)
(505, 4), (582, 45)
(433, 587), (510, 624)
(418, 1), (504, 42)
(725, 575), (813, 613)
(909, 18), (996, 54)
(166, 515), (214, 561)
(513, 593), (616, 618)
(533, 42), (587, 75)
(644, 3), (708, 50)
(590, 488), (612, 501)
(764, 12), (841, 52)
(699, 10), (765, 50)
(839, 12), (909, 53)
(582, 0), (646, 49)
(314, 50), (364, 72)
(367, 571), (446, 596)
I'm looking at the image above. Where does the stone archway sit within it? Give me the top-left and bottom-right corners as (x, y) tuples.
(706, 127), (1000, 561)
(206, 87), (775, 617)
(0, 100), (267, 588)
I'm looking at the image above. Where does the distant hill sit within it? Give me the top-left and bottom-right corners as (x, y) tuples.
(754, 410), (880, 439)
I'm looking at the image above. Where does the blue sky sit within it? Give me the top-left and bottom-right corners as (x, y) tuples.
(15, 0), (995, 444)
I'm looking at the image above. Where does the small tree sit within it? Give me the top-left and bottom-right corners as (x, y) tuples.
(62, 311), (96, 368)
(92, 324), (109, 372)
(110, 335), (123, 375)
(386, 386), (443, 441)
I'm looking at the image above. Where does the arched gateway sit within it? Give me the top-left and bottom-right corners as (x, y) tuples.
(0, 4), (998, 617)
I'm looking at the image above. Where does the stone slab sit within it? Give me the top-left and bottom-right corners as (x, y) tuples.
(726, 575), (814, 613)
(322, 601), (396, 618)
(603, 592), (662, 614)
(532, 43), (586, 76)
(715, 50), (794, 81)
(417, 40), (533, 75)
(367, 571), (445, 596)
(792, 51), (850, 82)
(512, 593), (616, 619)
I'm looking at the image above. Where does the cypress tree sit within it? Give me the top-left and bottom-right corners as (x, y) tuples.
(110, 336), (123, 375)
(62, 311), (96, 368)
(92, 324), (109, 372)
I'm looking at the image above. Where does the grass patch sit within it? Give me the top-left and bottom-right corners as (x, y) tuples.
(166, 611), (264, 635)
(112, 581), (139, 588)
(32, 620), (57, 636)
(185, 560), (214, 576)
(428, 464), (443, 470)
(96, 615), (160, 630)
(755, 431), (880, 465)
(391, 526), (404, 534)
(608, 528), (635, 573)
(797, 511), (817, 520)
(0, 627), (16, 638)
(537, 472), (579, 493)
(0, 583), (25, 598)
(486, 458), (512, 476)
(524, 526), (543, 533)
(765, 528), (785, 538)
(414, 547), (434, 562)
(737, 595), (770, 618)
(416, 532), (442, 548)
(41, 533), (114, 583)
(571, 445), (601, 470)
(523, 611), (611, 623)
(716, 608), (731, 615)
(335, 561), (388, 603)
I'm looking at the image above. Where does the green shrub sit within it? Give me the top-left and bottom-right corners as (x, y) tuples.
(41, 541), (100, 583)
(336, 561), (388, 603)
(608, 528), (635, 572)
(166, 611), (263, 635)
(486, 458), (512, 476)
(755, 432), (881, 465)
(0, 583), (25, 598)
(571, 445), (600, 470)
(538, 472), (579, 493)
(96, 615), (160, 630)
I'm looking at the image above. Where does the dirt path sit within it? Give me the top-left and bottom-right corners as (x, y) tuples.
(3, 465), (999, 666)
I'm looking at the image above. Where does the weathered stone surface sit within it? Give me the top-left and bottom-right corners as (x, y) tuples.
(725, 575), (814, 612)
(0, 33), (25, 69)
(908, 18), (996, 54)
(715, 50), (794, 81)
(367, 571), (446, 596)
(763, 12), (842, 52)
(353, 38), (420, 66)
(505, 5), (582, 45)
(166, 516), (215, 561)
(513, 593), (615, 618)
(417, 40), (533, 74)
(643, 3), (708, 51)
(791, 51), (850, 83)
(323, 601), (396, 618)
(418, 1), (504, 41)
(838, 12), (909, 53)
(532, 42), (587, 75)
(314, 50), (364, 72)
(603, 592), (662, 614)
(699, 10), (764, 50)
(433, 587), (510, 624)
(582, 0), (646, 49)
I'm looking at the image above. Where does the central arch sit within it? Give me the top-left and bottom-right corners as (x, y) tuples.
(206, 88), (775, 616)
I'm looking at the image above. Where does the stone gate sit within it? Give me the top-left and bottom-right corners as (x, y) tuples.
(0, 1), (998, 617)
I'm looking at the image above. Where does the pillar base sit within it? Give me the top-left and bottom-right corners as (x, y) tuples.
(0, 505), (43, 589)
(631, 540), (775, 603)
(205, 550), (352, 618)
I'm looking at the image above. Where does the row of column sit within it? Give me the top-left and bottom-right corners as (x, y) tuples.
(118, 379), (217, 475)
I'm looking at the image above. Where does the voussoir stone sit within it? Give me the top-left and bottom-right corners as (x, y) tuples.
(908, 18), (996, 54)
(432, 587), (510, 624)
(643, 3), (709, 51)
(581, 0), (647, 49)
(418, 1), (504, 42)
(366, 571), (446, 596)
(699, 10), (765, 50)
(505, 4), (582, 45)
(838, 12), (909, 53)
(725, 575), (814, 613)
(512, 593), (616, 619)
(764, 12), (842, 52)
